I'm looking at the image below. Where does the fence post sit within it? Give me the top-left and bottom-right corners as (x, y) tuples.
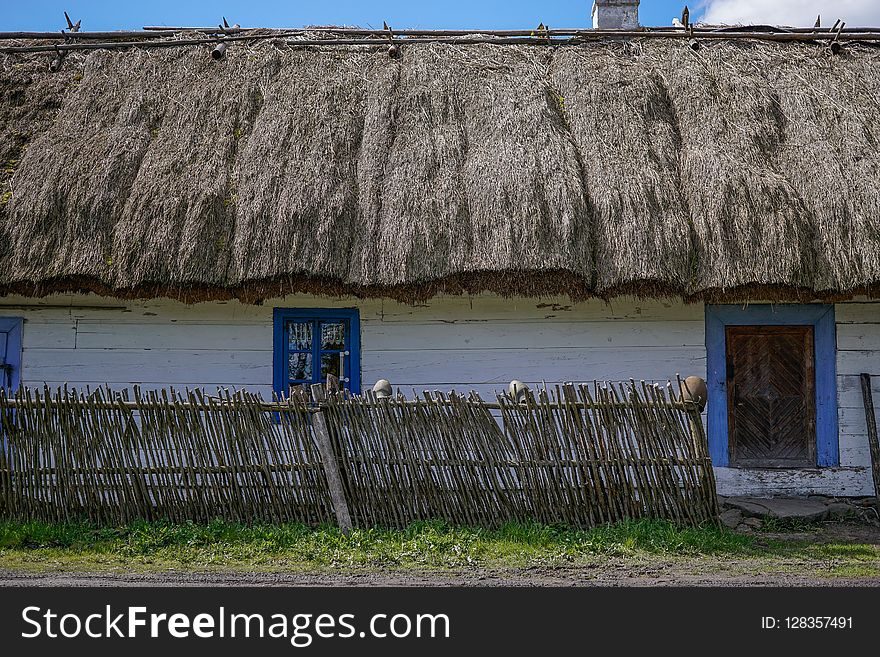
(685, 405), (707, 453)
(859, 373), (880, 500)
(310, 384), (353, 533)
(679, 376), (708, 449)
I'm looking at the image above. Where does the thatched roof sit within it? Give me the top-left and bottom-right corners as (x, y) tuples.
(2, 34), (880, 303)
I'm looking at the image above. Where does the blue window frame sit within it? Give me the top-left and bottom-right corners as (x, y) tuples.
(0, 317), (23, 392)
(273, 308), (361, 398)
(705, 304), (838, 468)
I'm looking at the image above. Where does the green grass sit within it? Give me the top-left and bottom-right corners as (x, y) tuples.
(0, 518), (877, 578)
(760, 517), (824, 533)
(0, 518), (752, 568)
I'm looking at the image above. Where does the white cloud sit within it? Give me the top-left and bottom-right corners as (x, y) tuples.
(697, 0), (880, 26)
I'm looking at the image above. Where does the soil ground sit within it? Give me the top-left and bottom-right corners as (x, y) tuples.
(0, 565), (877, 587)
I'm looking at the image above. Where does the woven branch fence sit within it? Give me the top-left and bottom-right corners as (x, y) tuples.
(0, 388), (333, 525)
(0, 382), (718, 528)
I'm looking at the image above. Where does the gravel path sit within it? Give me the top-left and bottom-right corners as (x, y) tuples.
(2, 565), (878, 587)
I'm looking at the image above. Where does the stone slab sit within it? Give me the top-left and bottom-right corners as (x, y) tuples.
(825, 502), (857, 519)
(720, 508), (743, 529)
(724, 497), (829, 521)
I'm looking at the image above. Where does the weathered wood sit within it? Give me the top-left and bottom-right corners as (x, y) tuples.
(0, 30), (191, 40)
(72, 322), (270, 350)
(859, 373), (880, 500)
(0, 396), (694, 412)
(12, 293), (706, 402)
(312, 410), (353, 531)
(0, 385), (334, 525)
(726, 326), (816, 468)
(366, 320), (705, 350)
(310, 384), (352, 532)
(0, 382), (716, 528)
(715, 466), (873, 497)
(23, 348), (272, 386)
(362, 346), (705, 389)
(5, 26), (880, 48)
(321, 382), (717, 528)
(137, 25), (880, 35)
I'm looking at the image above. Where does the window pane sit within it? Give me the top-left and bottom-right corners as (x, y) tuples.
(288, 353), (312, 381)
(288, 322), (312, 350)
(321, 322), (345, 350)
(321, 353), (342, 381)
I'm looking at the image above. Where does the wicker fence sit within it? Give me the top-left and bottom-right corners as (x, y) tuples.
(0, 382), (718, 528)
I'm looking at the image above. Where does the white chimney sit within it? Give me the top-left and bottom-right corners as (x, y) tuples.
(592, 0), (640, 30)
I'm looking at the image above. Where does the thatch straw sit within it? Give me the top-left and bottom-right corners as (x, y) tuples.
(1, 36), (879, 303)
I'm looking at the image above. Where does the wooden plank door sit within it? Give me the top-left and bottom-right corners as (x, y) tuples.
(726, 326), (816, 468)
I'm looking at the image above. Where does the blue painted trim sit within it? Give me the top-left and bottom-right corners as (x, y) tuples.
(705, 310), (728, 467)
(272, 309), (285, 402)
(705, 304), (838, 468)
(813, 312), (838, 467)
(272, 308), (361, 399)
(0, 317), (23, 392)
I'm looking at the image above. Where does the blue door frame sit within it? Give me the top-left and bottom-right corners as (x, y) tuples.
(705, 304), (838, 468)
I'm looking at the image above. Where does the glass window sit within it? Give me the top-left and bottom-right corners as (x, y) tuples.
(288, 352), (312, 381)
(321, 322), (345, 350)
(288, 322), (312, 350)
(321, 353), (342, 381)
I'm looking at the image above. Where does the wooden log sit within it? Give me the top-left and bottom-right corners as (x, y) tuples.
(311, 385), (352, 532)
(0, 30), (189, 40)
(0, 396), (697, 412)
(5, 29), (880, 54)
(860, 373), (880, 500)
(8, 25), (880, 39)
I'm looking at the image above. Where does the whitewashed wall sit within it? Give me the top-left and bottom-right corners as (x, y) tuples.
(0, 293), (876, 497)
(5, 293), (707, 395)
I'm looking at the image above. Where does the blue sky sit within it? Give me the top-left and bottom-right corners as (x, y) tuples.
(6, 1), (695, 31)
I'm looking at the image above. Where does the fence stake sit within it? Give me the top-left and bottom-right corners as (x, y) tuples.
(860, 373), (880, 501)
(311, 385), (353, 533)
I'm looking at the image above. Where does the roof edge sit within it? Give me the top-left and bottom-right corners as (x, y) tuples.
(0, 273), (876, 306)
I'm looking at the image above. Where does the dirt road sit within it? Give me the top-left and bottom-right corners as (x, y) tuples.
(2, 561), (878, 587)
